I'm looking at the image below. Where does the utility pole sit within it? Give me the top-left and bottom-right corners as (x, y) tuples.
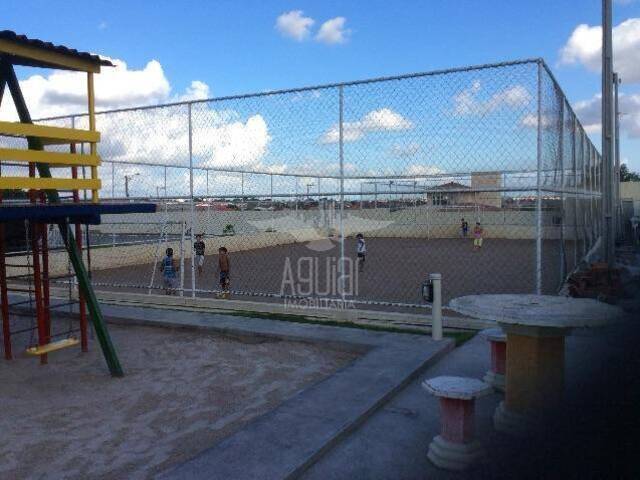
(613, 72), (621, 240)
(601, 0), (614, 267)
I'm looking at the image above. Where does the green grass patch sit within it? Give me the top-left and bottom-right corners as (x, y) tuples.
(221, 309), (477, 345)
(444, 330), (477, 347)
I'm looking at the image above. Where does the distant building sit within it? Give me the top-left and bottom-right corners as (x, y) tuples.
(425, 181), (473, 206)
(470, 172), (502, 208)
(422, 172), (503, 207)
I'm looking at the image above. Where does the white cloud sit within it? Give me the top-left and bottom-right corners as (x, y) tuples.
(573, 92), (640, 138)
(94, 108), (271, 169)
(519, 113), (555, 129)
(275, 10), (315, 41)
(405, 164), (443, 176)
(201, 114), (271, 168)
(0, 58), (174, 120)
(316, 17), (351, 44)
(559, 18), (640, 83)
(390, 142), (421, 158)
(320, 108), (413, 144)
(0, 57), (272, 172)
(178, 80), (211, 101)
(453, 81), (532, 115)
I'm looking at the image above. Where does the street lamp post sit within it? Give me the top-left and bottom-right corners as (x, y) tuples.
(124, 173), (140, 198)
(602, 0), (614, 266)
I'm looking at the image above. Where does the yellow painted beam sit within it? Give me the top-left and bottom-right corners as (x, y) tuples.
(0, 177), (101, 191)
(0, 39), (101, 73)
(0, 148), (101, 167)
(26, 338), (80, 355)
(0, 121), (100, 145)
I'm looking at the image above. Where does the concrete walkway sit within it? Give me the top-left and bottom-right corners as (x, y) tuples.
(301, 332), (498, 480)
(302, 323), (640, 479)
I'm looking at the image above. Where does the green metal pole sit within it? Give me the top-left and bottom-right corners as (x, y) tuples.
(2, 61), (123, 376)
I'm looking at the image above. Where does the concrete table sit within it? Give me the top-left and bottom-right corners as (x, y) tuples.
(422, 376), (492, 470)
(450, 294), (623, 435)
(480, 328), (506, 392)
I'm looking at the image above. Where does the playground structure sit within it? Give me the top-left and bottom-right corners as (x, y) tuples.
(28, 58), (604, 312)
(0, 31), (155, 375)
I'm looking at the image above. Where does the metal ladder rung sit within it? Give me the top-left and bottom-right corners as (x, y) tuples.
(8, 299), (34, 307)
(48, 301), (78, 310)
(5, 273), (34, 279)
(9, 325), (38, 335)
(48, 273), (76, 280)
(50, 328), (81, 338)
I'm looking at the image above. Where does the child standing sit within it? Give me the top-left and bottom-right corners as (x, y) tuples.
(461, 218), (469, 237)
(218, 246), (230, 297)
(473, 222), (484, 251)
(194, 234), (206, 275)
(356, 233), (366, 272)
(160, 247), (179, 295)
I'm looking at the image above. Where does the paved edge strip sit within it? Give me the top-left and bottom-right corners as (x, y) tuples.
(91, 303), (454, 480)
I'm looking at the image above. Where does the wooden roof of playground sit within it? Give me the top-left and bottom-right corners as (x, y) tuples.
(0, 30), (113, 72)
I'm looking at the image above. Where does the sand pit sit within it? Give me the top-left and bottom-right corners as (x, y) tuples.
(0, 323), (357, 479)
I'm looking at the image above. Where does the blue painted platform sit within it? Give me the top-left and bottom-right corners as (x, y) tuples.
(0, 202), (156, 224)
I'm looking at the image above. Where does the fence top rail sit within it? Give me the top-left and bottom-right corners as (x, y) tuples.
(34, 58), (542, 122)
(100, 158), (578, 180)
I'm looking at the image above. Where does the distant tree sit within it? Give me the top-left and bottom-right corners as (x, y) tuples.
(620, 164), (640, 182)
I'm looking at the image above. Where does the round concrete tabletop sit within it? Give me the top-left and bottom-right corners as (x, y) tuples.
(480, 327), (506, 342)
(422, 376), (492, 400)
(449, 294), (623, 328)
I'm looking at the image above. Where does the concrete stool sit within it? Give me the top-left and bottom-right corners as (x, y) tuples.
(422, 376), (492, 471)
(480, 328), (506, 392)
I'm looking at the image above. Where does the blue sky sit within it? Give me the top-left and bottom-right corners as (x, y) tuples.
(3, 0), (640, 180)
(3, 0), (627, 96)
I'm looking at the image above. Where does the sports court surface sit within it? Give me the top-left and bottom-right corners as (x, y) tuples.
(90, 237), (565, 307)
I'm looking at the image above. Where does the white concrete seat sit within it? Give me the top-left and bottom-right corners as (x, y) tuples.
(480, 328), (507, 392)
(422, 376), (492, 400)
(422, 376), (492, 471)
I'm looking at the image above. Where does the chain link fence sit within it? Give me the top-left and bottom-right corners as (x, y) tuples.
(23, 58), (602, 312)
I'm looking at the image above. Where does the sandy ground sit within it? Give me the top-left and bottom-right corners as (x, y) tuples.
(91, 237), (568, 305)
(0, 323), (357, 479)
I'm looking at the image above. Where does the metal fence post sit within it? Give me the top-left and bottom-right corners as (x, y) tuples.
(535, 61), (543, 295)
(583, 136), (588, 255)
(558, 99), (566, 284)
(430, 273), (442, 340)
(572, 116), (578, 269)
(613, 72), (621, 241)
(270, 174), (274, 202)
(590, 146), (595, 248)
(338, 86), (346, 302)
(188, 103), (196, 298)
